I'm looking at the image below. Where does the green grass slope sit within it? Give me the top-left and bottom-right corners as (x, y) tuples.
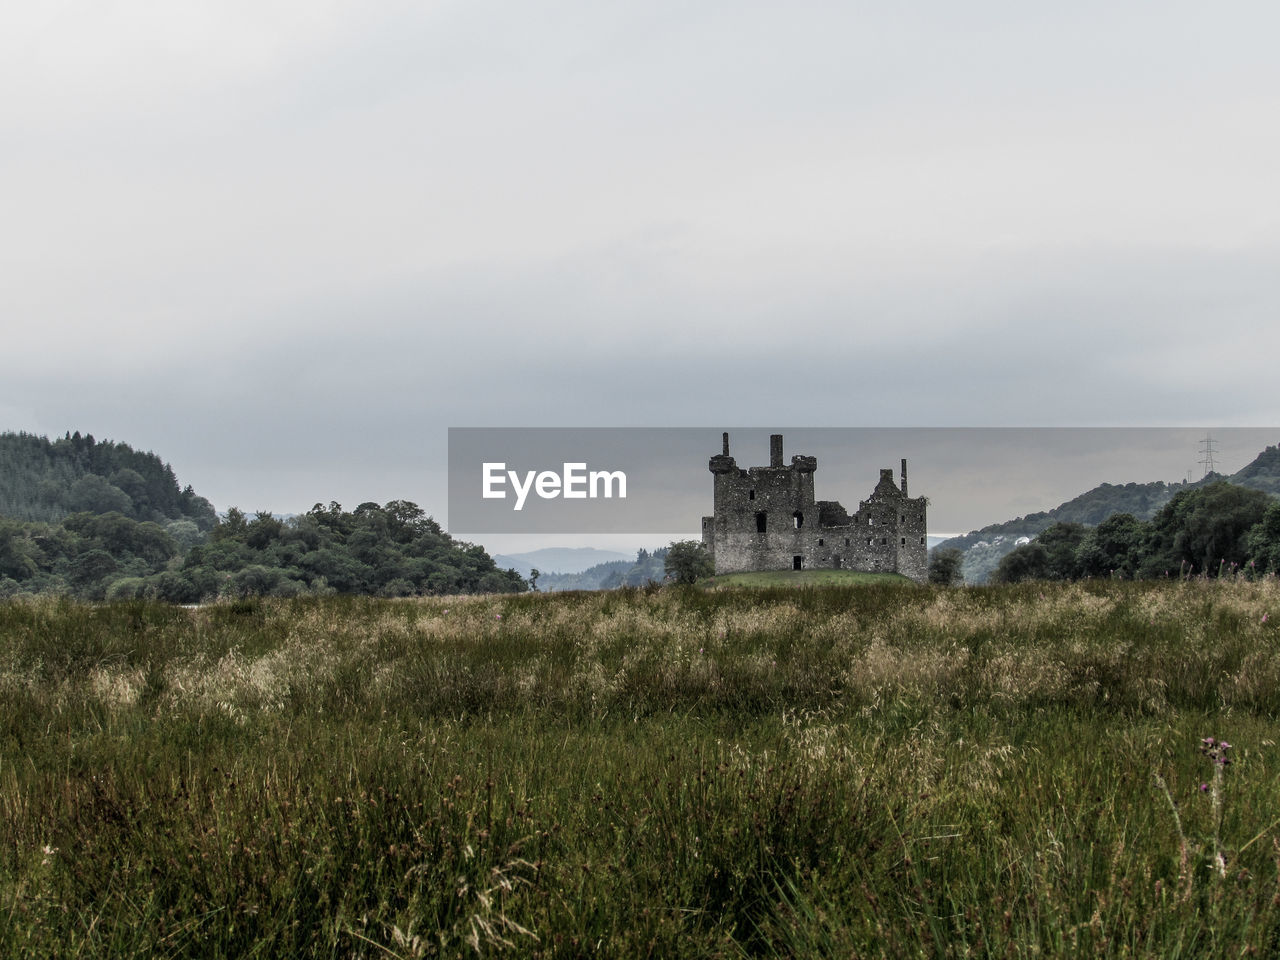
(704, 568), (912, 587)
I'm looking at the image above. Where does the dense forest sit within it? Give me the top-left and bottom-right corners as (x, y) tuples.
(0, 430), (217, 526)
(938, 443), (1280, 582)
(0, 432), (526, 601)
(974, 481), (1280, 583)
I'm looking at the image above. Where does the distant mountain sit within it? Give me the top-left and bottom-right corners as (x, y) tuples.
(535, 550), (670, 592)
(937, 442), (1280, 583)
(492, 547), (634, 578)
(536, 560), (633, 592)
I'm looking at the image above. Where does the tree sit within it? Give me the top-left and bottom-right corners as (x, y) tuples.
(245, 511), (284, 550)
(1036, 522), (1088, 580)
(993, 542), (1050, 584)
(528, 567), (541, 592)
(211, 507), (250, 543)
(1076, 513), (1146, 578)
(68, 475), (132, 515)
(928, 547), (964, 585)
(1245, 502), (1280, 575)
(1142, 482), (1272, 577)
(664, 540), (713, 584)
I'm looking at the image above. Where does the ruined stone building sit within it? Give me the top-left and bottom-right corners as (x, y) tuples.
(701, 433), (928, 582)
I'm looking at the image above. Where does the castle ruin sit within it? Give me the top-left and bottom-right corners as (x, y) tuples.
(701, 433), (928, 582)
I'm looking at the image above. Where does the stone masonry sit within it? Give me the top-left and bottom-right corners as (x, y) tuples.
(700, 433), (928, 582)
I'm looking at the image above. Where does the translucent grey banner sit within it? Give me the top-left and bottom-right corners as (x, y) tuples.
(447, 427), (1279, 535)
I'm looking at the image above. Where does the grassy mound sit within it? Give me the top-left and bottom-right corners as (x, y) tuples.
(702, 568), (913, 588)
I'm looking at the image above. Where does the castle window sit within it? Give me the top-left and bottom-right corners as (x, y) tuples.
(755, 511), (767, 533)
(901, 537), (906, 546)
(868, 517), (874, 526)
(919, 537), (925, 544)
(793, 556), (802, 570)
(900, 514), (905, 522)
(748, 489), (755, 501)
(844, 538), (849, 546)
(818, 538), (824, 546)
(793, 511), (803, 529)
(867, 538), (872, 546)
(880, 537), (887, 545)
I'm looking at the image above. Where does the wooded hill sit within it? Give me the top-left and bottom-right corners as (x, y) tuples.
(0, 432), (526, 601)
(0, 431), (216, 527)
(938, 443), (1280, 582)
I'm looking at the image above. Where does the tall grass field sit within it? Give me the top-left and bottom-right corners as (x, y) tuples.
(3, 580), (1280, 957)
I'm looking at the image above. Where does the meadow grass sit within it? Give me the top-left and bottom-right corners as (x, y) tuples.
(702, 570), (910, 588)
(2, 580), (1280, 957)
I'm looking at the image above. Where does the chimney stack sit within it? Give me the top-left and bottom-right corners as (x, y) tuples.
(770, 434), (784, 468)
(901, 458), (908, 497)
(722, 432), (729, 456)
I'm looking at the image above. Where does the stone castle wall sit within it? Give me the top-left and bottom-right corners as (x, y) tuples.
(701, 434), (928, 583)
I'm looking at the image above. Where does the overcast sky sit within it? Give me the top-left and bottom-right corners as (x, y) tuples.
(5, 1), (1279, 553)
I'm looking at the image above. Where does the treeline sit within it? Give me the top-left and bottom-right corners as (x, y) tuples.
(988, 481), (1280, 583)
(939, 443), (1280, 583)
(0, 431), (216, 527)
(942, 479), (1197, 583)
(0, 431), (528, 601)
(0, 500), (527, 602)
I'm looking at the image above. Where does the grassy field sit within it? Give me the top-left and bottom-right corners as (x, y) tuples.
(702, 570), (911, 588)
(3, 580), (1280, 957)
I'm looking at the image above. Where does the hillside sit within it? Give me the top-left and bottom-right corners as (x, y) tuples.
(1231, 443), (1280, 496)
(0, 431), (525, 601)
(939, 442), (1280, 583)
(0, 431), (216, 528)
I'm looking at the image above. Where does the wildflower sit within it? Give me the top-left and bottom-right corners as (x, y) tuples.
(1200, 783), (1209, 792)
(495, 613), (502, 620)
(1200, 737), (1232, 766)
(1264, 613), (1269, 624)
